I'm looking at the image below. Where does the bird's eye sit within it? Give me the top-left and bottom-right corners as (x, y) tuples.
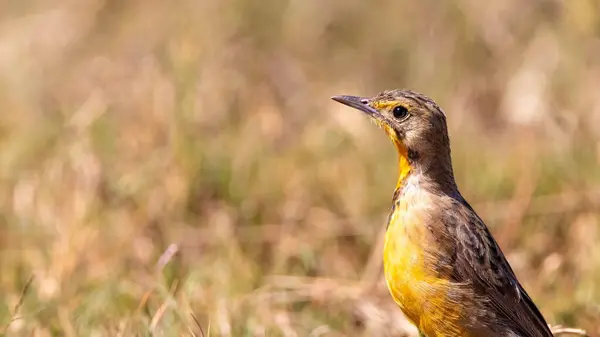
(392, 105), (409, 120)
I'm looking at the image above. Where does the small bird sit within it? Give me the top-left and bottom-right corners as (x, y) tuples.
(332, 90), (553, 337)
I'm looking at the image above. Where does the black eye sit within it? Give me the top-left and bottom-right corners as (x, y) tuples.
(392, 105), (409, 119)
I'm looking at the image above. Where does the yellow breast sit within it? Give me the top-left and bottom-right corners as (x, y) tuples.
(383, 195), (471, 337)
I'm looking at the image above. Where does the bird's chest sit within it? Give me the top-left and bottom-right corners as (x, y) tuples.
(382, 189), (475, 337)
(382, 190), (461, 333)
(383, 197), (434, 319)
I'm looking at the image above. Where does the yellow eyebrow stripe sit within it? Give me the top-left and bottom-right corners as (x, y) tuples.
(372, 101), (410, 110)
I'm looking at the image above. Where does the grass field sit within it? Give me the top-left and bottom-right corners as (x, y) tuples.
(1, 1), (600, 336)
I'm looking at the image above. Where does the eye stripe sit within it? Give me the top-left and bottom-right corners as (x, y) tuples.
(372, 101), (403, 110)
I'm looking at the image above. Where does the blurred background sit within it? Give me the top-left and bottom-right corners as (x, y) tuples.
(1, 0), (600, 336)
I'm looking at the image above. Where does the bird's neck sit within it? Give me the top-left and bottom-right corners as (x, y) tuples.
(393, 141), (458, 199)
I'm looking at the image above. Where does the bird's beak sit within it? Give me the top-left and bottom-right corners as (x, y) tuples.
(331, 95), (381, 120)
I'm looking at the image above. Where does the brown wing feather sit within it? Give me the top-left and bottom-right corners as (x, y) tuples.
(449, 197), (553, 337)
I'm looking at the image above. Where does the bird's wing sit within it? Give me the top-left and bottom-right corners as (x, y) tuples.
(448, 198), (554, 337)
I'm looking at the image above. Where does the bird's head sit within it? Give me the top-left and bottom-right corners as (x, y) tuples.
(332, 89), (454, 188)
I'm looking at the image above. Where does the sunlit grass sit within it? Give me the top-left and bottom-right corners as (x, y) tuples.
(1, 0), (600, 336)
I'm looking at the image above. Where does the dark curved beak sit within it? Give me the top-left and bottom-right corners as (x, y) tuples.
(331, 95), (380, 119)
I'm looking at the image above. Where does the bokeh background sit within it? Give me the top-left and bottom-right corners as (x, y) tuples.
(2, 0), (600, 336)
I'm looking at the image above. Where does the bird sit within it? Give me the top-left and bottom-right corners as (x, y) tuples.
(331, 90), (553, 337)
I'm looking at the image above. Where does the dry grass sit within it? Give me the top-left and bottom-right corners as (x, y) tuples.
(1, 0), (600, 336)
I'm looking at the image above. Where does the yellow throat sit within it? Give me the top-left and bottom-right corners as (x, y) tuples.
(383, 124), (411, 189)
